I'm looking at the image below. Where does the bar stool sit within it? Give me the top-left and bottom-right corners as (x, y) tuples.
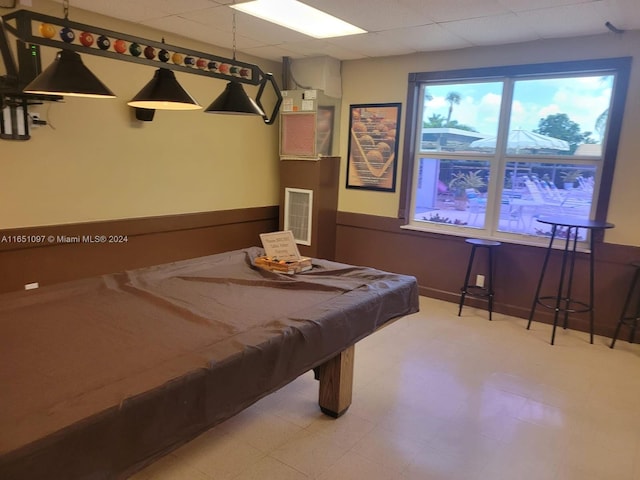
(610, 260), (640, 349)
(458, 238), (501, 320)
(527, 216), (614, 345)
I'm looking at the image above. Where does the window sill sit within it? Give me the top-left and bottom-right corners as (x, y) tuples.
(400, 223), (592, 253)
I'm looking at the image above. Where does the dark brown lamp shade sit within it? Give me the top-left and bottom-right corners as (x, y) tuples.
(23, 50), (115, 98)
(205, 80), (265, 116)
(127, 68), (201, 111)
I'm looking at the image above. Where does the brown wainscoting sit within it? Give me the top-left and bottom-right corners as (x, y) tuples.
(335, 211), (640, 340)
(0, 206), (279, 294)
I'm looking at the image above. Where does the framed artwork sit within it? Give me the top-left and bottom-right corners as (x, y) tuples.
(346, 103), (401, 192)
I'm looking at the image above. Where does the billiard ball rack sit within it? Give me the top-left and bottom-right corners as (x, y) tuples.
(1, 8), (282, 124)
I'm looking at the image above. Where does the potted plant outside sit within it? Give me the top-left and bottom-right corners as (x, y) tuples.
(560, 170), (583, 189)
(448, 170), (487, 210)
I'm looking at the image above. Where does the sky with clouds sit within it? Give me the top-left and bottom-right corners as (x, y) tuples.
(423, 75), (613, 142)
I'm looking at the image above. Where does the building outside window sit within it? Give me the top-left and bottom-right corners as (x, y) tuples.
(401, 58), (630, 245)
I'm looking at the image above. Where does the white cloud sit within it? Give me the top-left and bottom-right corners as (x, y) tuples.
(421, 76), (612, 141)
(538, 104), (561, 119)
(426, 97), (447, 109)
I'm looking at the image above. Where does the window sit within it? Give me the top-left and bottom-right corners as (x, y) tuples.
(401, 58), (630, 244)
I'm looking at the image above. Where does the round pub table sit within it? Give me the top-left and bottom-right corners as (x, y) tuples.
(526, 216), (614, 345)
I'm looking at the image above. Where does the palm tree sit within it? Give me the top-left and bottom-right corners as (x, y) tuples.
(422, 89), (434, 128)
(438, 91), (461, 149)
(595, 108), (608, 139)
(445, 92), (461, 126)
(424, 114), (445, 128)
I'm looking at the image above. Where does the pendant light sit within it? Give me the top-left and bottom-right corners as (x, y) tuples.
(205, 80), (264, 115)
(23, 49), (115, 98)
(127, 68), (201, 111)
(23, 1), (115, 98)
(205, 3), (264, 116)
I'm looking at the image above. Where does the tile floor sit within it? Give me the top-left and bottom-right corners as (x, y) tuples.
(132, 296), (640, 480)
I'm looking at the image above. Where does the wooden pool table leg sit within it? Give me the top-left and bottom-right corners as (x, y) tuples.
(316, 345), (354, 418)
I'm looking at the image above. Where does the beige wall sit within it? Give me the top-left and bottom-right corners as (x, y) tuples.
(3, 2), (639, 247)
(338, 32), (640, 247)
(0, 0), (282, 228)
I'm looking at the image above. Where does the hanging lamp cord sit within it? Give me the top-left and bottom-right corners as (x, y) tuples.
(63, 0), (69, 20)
(231, 1), (237, 61)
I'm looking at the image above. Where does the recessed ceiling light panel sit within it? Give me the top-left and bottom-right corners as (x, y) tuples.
(231, 0), (367, 39)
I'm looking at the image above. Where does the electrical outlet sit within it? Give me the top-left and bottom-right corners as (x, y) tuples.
(24, 282), (39, 290)
(475, 275), (485, 288)
(30, 113), (47, 127)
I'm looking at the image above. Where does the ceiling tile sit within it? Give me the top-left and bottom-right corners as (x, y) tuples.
(240, 44), (303, 62)
(390, 23), (472, 52)
(178, 4), (234, 29)
(443, 12), (540, 46)
(67, 0), (167, 23)
(139, 16), (219, 43)
(497, 0), (596, 13)
(140, 0), (222, 16)
(517, 3), (613, 39)
(141, 15), (226, 44)
(234, 14), (313, 45)
(304, 0), (436, 31)
(407, 0), (512, 23)
(597, 0), (640, 31)
(326, 31), (416, 58)
(275, 39), (366, 60)
(181, 6), (312, 44)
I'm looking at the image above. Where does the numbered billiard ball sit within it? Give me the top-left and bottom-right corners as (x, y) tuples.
(114, 39), (127, 54)
(207, 61), (219, 70)
(196, 58), (207, 69)
(129, 42), (142, 57)
(60, 27), (75, 43)
(79, 31), (94, 47)
(184, 56), (196, 66)
(171, 52), (184, 64)
(39, 23), (56, 39)
(97, 35), (110, 50)
(143, 46), (155, 59)
(158, 49), (170, 62)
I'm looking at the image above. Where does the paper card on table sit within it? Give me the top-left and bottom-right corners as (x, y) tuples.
(259, 231), (302, 262)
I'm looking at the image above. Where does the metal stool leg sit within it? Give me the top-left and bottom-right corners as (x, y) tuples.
(528, 225), (557, 331)
(628, 320), (638, 344)
(610, 265), (640, 349)
(458, 245), (477, 316)
(551, 229), (573, 346)
(610, 321), (624, 349)
(487, 244), (495, 321)
(588, 228), (596, 344)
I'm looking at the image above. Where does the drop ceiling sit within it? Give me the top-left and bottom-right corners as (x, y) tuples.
(47, 0), (640, 61)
